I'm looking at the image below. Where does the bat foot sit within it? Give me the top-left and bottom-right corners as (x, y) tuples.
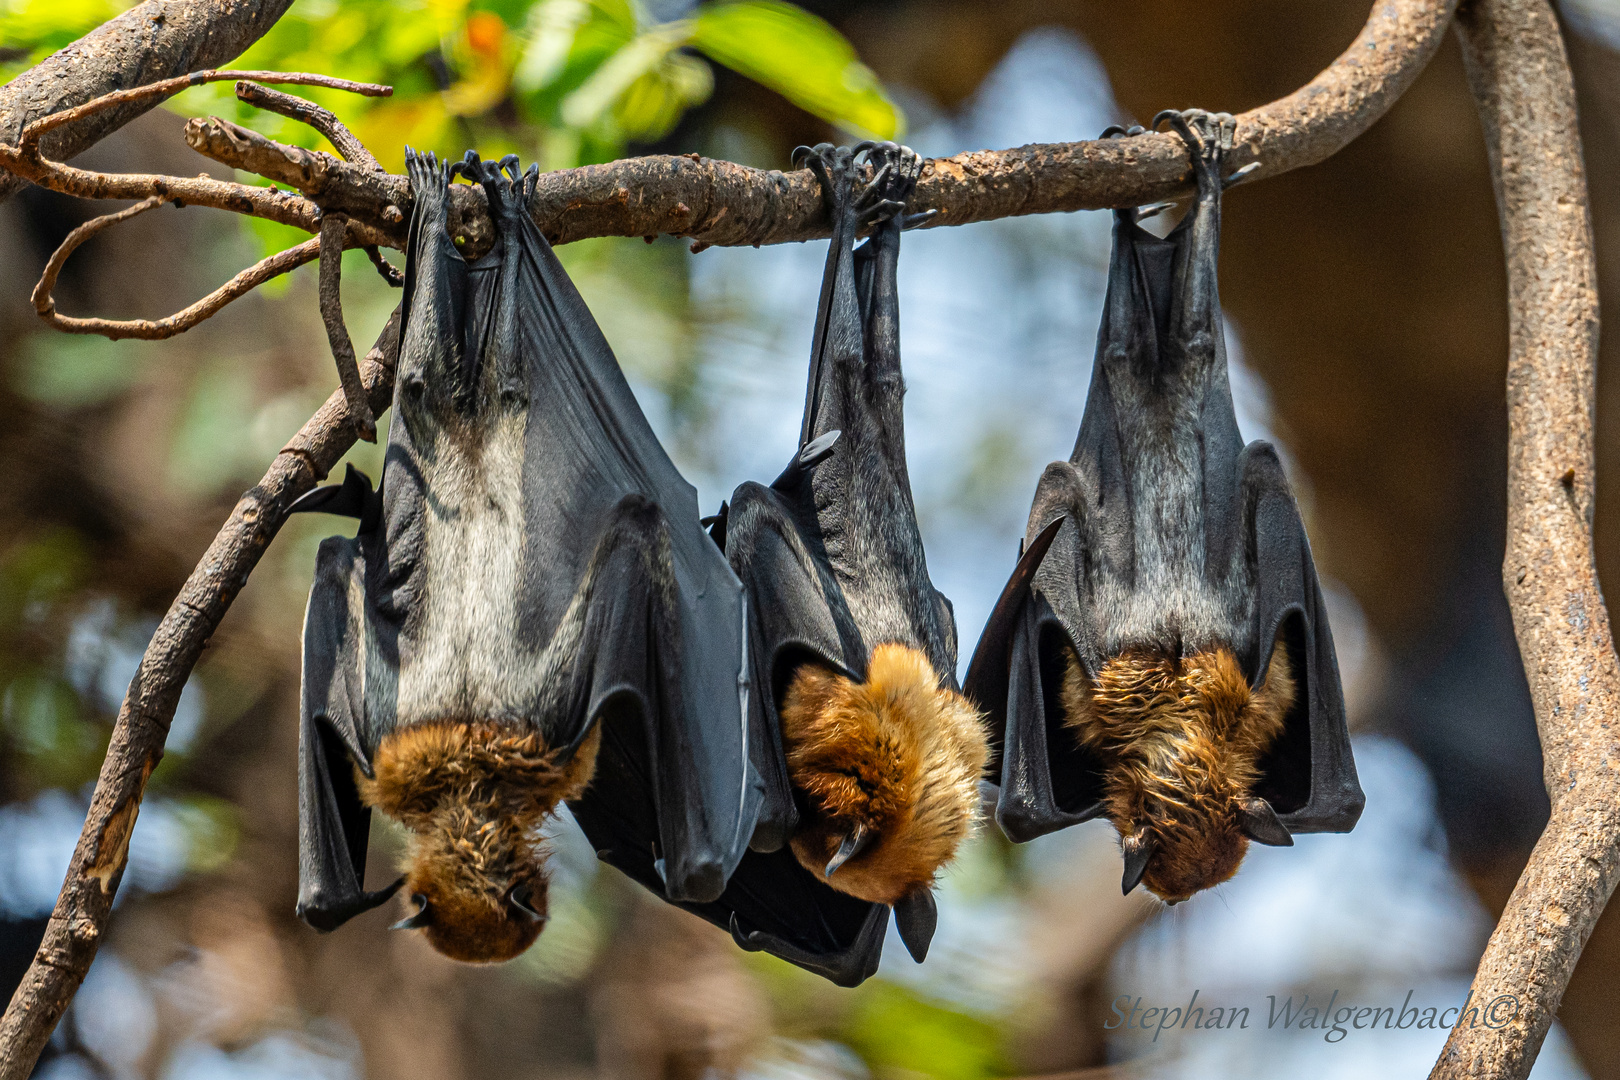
(453, 150), (528, 223)
(795, 142), (925, 228)
(404, 146), (452, 231)
(1152, 109), (1244, 193)
(854, 141), (922, 225)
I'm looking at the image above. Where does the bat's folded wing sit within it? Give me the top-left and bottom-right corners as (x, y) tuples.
(491, 207), (761, 903)
(1239, 442), (1365, 833)
(582, 480), (891, 985)
(966, 462), (1114, 843)
(295, 536), (401, 930)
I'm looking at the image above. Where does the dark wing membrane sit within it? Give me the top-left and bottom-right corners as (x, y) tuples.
(962, 515), (1064, 758)
(1238, 442), (1364, 832)
(972, 459), (1118, 842)
(498, 205), (758, 901)
(572, 478), (888, 984)
(295, 537), (401, 929)
(573, 733), (886, 987)
(723, 481), (863, 842)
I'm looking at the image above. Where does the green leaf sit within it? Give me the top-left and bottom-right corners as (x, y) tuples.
(690, 0), (900, 139)
(559, 19), (693, 128)
(514, 0), (593, 91)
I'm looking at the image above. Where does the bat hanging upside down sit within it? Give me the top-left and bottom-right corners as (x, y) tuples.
(683, 141), (987, 986)
(286, 149), (759, 962)
(964, 110), (1364, 904)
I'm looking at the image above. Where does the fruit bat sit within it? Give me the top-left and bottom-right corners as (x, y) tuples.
(963, 111), (1364, 904)
(288, 149), (759, 962)
(653, 142), (987, 987)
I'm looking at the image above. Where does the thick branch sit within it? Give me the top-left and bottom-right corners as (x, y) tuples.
(196, 0), (1457, 251)
(0, 311), (400, 1080)
(1431, 1), (1617, 1078)
(0, 0), (297, 203)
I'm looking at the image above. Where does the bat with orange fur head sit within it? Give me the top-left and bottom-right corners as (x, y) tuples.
(286, 150), (762, 962)
(964, 111), (1364, 905)
(666, 142), (986, 986)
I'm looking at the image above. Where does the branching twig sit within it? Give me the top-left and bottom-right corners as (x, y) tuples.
(318, 212), (377, 442)
(235, 81), (383, 171)
(17, 69), (389, 160)
(31, 202), (326, 340)
(0, 70), (398, 253)
(0, 0), (300, 203)
(1430, 0), (1617, 1076)
(364, 246), (404, 288)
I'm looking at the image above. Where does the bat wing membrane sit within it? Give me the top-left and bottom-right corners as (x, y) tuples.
(1238, 442), (1364, 832)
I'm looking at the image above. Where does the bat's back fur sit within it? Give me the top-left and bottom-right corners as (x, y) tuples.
(1053, 112), (1303, 900)
(774, 145), (988, 905)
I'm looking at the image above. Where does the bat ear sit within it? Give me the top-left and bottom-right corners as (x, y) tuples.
(1121, 835), (1155, 896)
(892, 886), (938, 963)
(824, 822), (872, 877)
(1238, 797), (1294, 847)
(389, 893), (433, 931)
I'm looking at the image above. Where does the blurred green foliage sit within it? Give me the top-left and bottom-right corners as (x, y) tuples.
(0, 530), (104, 790)
(0, 0), (902, 173)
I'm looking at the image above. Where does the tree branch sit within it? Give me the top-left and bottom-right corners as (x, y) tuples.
(0, 0), (299, 203)
(234, 81), (383, 171)
(0, 311), (400, 1080)
(55, 0), (1461, 257)
(1430, 2), (1616, 1077)
(31, 201), (328, 340)
(318, 212), (377, 442)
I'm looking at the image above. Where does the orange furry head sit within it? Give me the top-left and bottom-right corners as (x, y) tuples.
(359, 720), (600, 963)
(1062, 641), (1295, 903)
(781, 642), (989, 905)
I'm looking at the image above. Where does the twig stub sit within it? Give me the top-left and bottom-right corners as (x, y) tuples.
(318, 212), (378, 442)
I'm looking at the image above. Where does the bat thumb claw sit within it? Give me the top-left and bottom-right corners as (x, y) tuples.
(389, 893), (433, 931)
(824, 822), (871, 877)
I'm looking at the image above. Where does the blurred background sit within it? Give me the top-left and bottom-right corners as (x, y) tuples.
(3, 0), (1620, 1076)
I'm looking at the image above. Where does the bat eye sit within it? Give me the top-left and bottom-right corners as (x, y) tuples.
(403, 374), (426, 399)
(507, 883), (547, 924)
(389, 893), (433, 931)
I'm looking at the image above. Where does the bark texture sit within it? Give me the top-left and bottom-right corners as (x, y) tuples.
(1431, 1), (1620, 1076)
(0, 0), (296, 202)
